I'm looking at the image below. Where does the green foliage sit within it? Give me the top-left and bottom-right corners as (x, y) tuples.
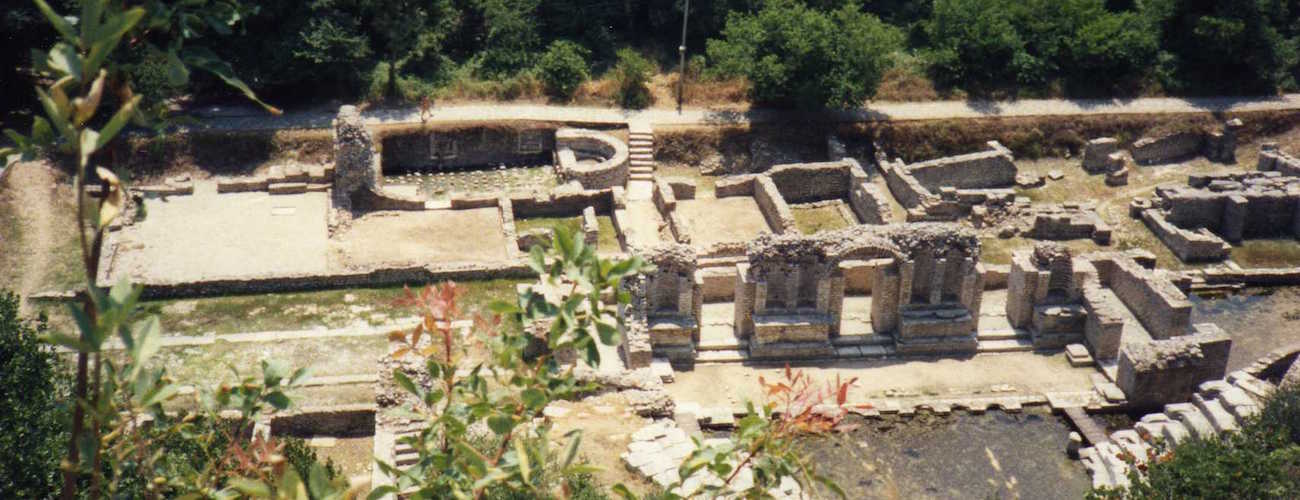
(0, 290), (69, 498)
(282, 436), (342, 486)
(375, 227), (651, 497)
(922, 0), (1160, 96)
(1090, 382), (1300, 499)
(612, 49), (654, 109)
(705, 0), (902, 109)
(536, 40), (590, 100)
(474, 0), (542, 78)
(1142, 0), (1300, 94)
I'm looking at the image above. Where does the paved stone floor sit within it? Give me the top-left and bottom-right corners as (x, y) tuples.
(330, 207), (510, 268)
(104, 184), (330, 283)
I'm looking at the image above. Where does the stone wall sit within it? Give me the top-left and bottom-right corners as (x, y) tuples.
(508, 188), (617, 218)
(1117, 326), (1232, 407)
(1130, 132), (1204, 165)
(1140, 209), (1232, 262)
(1257, 144), (1300, 175)
(880, 158), (932, 209)
(379, 124), (555, 172)
(753, 176), (794, 234)
(849, 182), (893, 224)
(554, 128), (629, 189)
(904, 141), (1016, 191)
(1082, 138), (1121, 173)
(765, 160), (864, 203)
(332, 105), (381, 213)
(1104, 257), (1192, 340)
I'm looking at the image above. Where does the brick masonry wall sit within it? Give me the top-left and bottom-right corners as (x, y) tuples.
(1141, 209), (1230, 262)
(765, 161), (853, 203)
(849, 182), (892, 224)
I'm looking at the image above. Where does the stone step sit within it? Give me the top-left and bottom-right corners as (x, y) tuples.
(1158, 418), (1191, 446)
(1165, 403), (1216, 439)
(630, 160), (656, 167)
(1226, 370), (1274, 401)
(629, 139), (654, 147)
(976, 338), (1034, 353)
(976, 329), (1029, 341)
(831, 334), (892, 347)
(696, 349), (748, 363)
(629, 149), (654, 156)
(629, 167), (654, 174)
(628, 130), (654, 138)
(1111, 430), (1153, 464)
(697, 336), (741, 351)
(630, 154), (655, 161)
(630, 173), (654, 181)
(1193, 395), (1240, 433)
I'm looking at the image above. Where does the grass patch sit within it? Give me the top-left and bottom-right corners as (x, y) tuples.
(792, 203), (853, 234)
(596, 215), (622, 253)
(979, 237), (1107, 266)
(1231, 239), (1300, 268)
(515, 216), (583, 236)
(118, 279), (522, 336)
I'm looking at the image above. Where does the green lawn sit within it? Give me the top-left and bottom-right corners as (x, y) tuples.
(792, 203), (853, 235)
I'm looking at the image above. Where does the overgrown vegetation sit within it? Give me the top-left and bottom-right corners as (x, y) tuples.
(1091, 382), (1300, 498)
(0, 291), (68, 498)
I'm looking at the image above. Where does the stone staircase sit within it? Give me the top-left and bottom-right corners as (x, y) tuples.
(628, 121), (655, 182)
(1079, 370), (1276, 489)
(975, 327), (1035, 353)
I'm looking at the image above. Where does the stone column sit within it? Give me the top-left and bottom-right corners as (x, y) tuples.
(676, 275), (693, 316)
(871, 263), (900, 334)
(785, 267), (801, 310)
(1222, 194), (1248, 243)
(898, 259), (915, 305)
(929, 258), (947, 304)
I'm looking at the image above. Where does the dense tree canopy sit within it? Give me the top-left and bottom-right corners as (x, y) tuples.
(706, 0), (902, 108)
(4, 0), (1300, 112)
(0, 291), (68, 498)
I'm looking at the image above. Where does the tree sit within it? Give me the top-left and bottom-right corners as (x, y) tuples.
(705, 0), (902, 109)
(0, 291), (69, 498)
(922, 0), (1034, 93)
(1142, 0), (1299, 94)
(474, 0), (542, 78)
(1067, 12), (1159, 94)
(612, 48), (654, 109)
(536, 40), (590, 100)
(363, 0), (460, 100)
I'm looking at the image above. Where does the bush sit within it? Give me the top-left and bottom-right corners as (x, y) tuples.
(1092, 382), (1300, 499)
(0, 290), (69, 498)
(612, 48), (654, 109)
(281, 437), (341, 484)
(536, 41), (590, 100)
(705, 0), (901, 109)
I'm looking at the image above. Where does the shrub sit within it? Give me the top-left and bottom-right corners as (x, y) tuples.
(612, 48), (654, 109)
(536, 41), (590, 100)
(705, 0), (901, 109)
(0, 291), (69, 498)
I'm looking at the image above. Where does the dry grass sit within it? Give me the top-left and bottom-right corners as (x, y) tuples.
(1230, 240), (1300, 268)
(652, 72), (750, 108)
(656, 163), (717, 196)
(874, 66), (941, 102)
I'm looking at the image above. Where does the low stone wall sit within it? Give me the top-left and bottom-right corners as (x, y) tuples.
(131, 261), (536, 300)
(981, 264), (1009, 290)
(1082, 138), (1121, 173)
(1130, 132), (1204, 165)
(880, 159), (931, 209)
(508, 188), (615, 218)
(714, 175), (756, 197)
(753, 176), (794, 234)
(269, 404), (375, 437)
(1081, 281), (1127, 360)
(1140, 209), (1231, 262)
(849, 182), (893, 224)
(765, 160), (862, 203)
(1105, 257), (1192, 340)
(1117, 326), (1232, 408)
(1257, 144), (1300, 175)
(1201, 267), (1300, 286)
(555, 128), (629, 189)
(905, 141), (1016, 191)
(698, 267), (737, 302)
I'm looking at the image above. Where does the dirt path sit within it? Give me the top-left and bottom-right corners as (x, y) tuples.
(185, 94), (1300, 132)
(2, 162), (65, 311)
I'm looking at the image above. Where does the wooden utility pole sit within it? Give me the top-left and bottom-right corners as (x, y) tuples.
(677, 0), (690, 112)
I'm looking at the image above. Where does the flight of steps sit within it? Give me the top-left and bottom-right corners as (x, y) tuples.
(628, 122), (655, 182)
(1078, 370), (1276, 489)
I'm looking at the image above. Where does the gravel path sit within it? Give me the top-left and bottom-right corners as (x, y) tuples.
(187, 94), (1300, 131)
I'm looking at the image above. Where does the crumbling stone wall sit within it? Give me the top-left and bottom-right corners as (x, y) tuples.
(1104, 257), (1192, 340)
(1082, 138), (1121, 173)
(554, 128), (629, 189)
(333, 105), (381, 212)
(765, 160), (863, 203)
(1131, 132), (1204, 165)
(1140, 168), (1300, 262)
(1117, 326), (1232, 407)
(753, 176), (795, 234)
(904, 141), (1016, 191)
(1258, 143), (1300, 175)
(625, 243), (702, 367)
(849, 182), (893, 224)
